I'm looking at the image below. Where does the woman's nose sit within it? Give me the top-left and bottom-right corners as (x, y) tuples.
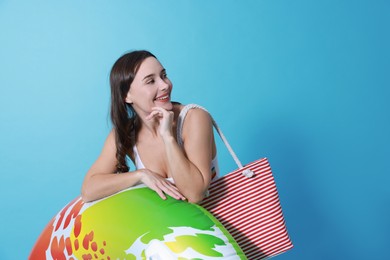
(159, 79), (169, 91)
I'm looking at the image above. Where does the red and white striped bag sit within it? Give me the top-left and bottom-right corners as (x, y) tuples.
(200, 158), (293, 259)
(178, 104), (293, 259)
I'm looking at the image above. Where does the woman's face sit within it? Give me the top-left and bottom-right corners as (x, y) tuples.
(126, 57), (173, 116)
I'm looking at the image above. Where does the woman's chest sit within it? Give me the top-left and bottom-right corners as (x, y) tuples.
(136, 141), (170, 177)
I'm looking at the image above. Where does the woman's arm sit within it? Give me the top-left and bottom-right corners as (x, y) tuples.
(81, 130), (185, 202)
(81, 130), (141, 202)
(150, 107), (214, 203)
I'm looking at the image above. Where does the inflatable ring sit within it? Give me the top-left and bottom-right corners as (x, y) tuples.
(30, 185), (246, 259)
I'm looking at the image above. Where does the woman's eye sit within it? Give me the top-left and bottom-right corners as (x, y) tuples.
(146, 79), (155, 84)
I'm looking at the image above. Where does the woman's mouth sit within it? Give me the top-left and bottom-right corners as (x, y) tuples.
(154, 94), (170, 102)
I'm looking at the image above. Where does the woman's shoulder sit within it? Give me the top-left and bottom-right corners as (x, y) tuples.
(175, 103), (211, 123)
(180, 105), (212, 133)
(186, 107), (211, 122)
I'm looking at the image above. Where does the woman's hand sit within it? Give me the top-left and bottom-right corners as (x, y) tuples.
(146, 107), (174, 138)
(138, 169), (186, 201)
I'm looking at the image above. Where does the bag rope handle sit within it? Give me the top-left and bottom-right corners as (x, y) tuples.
(177, 104), (254, 178)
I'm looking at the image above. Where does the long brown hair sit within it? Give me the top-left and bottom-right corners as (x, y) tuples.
(109, 50), (156, 172)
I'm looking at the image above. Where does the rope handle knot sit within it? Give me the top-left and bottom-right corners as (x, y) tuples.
(242, 169), (255, 178)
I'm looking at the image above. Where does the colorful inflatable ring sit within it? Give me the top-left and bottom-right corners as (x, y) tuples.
(30, 185), (246, 259)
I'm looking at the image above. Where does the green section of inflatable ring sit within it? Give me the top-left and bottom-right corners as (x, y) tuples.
(71, 187), (246, 259)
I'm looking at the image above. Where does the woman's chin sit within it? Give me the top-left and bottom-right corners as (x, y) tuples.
(155, 101), (173, 111)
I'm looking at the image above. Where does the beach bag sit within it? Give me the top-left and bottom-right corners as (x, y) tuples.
(178, 104), (294, 259)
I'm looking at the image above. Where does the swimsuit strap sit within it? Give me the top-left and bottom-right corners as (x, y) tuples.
(177, 104), (208, 147)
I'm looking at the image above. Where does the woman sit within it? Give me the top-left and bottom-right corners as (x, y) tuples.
(81, 50), (218, 204)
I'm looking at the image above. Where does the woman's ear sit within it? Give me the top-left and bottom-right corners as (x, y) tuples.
(125, 92), (133, 104)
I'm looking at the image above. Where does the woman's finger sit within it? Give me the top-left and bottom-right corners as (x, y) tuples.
(150, 106), (166, 113)
(146, 110), (161, 120)
(140, 170), (185, 200)
(154, 186), (167, 200)
(160, 181), (186, 200)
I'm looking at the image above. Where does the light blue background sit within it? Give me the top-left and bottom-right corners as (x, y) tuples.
(0, 0), (389, 259)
